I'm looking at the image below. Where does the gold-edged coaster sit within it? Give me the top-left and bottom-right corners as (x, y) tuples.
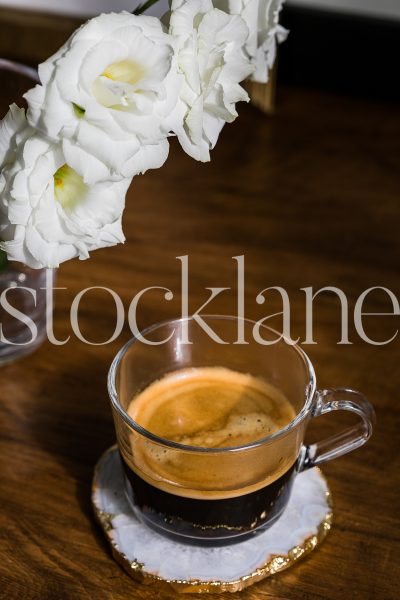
(92, 446), (333, 594)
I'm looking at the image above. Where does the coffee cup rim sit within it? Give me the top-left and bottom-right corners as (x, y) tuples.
(108, 315), (317, 453)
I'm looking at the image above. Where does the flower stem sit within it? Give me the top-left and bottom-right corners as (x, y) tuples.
(133, 0), (161, 16)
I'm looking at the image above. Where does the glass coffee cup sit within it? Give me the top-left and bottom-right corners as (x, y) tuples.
(108, 316), (375, 544)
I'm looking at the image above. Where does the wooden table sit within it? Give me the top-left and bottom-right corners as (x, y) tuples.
(0, 75), (399, 599)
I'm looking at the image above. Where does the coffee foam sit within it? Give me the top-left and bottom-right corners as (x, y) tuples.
(126, 367), (298, 499)
(128, 367), (296, 448)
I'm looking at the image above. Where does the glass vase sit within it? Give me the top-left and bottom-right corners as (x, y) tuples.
(0, 59), (49, 364)
(0, 264), (51, 364)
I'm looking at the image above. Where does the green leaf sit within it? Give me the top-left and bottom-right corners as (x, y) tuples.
(0, 249), (8, 272)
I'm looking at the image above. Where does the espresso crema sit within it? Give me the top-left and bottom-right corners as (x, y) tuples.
(122, 367), (299, 540)
(128, 367), (295, 446)
(126, 368), (296, 497)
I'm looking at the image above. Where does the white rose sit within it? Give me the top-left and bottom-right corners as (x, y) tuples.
(167, 0), (253, 162)
(0, 107), (131, 269)
(24, 12), (183, 179)
(214, 0), (288, 83)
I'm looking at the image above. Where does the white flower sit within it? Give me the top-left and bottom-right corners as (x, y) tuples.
(167, 0), (253, 162)
(0, 104), (32, 245)
(214, 0), (288, 83)
(24, 12), (183, 180)
(0, 104), (28, 168)
(0, 106), (131, 269)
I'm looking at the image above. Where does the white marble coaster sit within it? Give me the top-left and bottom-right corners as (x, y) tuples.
(92, 446), (333, 594)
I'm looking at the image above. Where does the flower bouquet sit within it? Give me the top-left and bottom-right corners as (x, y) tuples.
(0, 0), (286, 271)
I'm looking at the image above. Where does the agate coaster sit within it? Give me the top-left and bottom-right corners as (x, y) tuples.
(92, 445), (333, 594)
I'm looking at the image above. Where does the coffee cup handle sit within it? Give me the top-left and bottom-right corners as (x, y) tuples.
(298, 388), (376, 471)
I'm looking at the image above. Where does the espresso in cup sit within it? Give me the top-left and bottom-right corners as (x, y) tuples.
(110, 316), (374, 545)
(122, 367), (298, 541)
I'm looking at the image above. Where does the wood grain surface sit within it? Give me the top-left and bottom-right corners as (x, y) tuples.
(0, 71), (399, 600)
(0, 7), (82, 66)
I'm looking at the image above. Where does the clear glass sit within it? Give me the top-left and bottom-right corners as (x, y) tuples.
(0, 264), (52, 364)
(108, 316), (375, 544)
(0, 61), (49, 364)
